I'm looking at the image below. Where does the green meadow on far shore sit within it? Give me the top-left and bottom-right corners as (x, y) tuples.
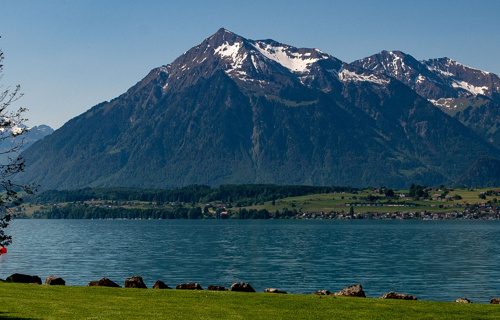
(235, 187), (498, 214)
(19, 186), (500, 219)
(0, 283), (499, 319)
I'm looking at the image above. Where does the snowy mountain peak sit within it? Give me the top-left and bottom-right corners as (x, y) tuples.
(209, 29), (238, 48)
(422, 57), (499, 98)
(210, 30), (334, 76)
(210, 27), (237, 40)
(425, 57), (491, 76)
(154, 29), (499, 105)
(155, 29), (344, 94)
(352, 50), (500, 101)
(358, 50), (423, 78)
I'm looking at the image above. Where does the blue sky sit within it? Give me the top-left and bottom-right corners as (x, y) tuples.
(1, 0), (499, 129)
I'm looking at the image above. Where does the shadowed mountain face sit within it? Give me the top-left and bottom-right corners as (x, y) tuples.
(455, 157), (500, 188)
(17, 29), (500, 190)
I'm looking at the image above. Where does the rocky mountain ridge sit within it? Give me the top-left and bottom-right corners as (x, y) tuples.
(352, 50), (500, 100)
(352, 50), (500, 148)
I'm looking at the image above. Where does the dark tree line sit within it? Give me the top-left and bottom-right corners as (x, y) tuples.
(32, 205), (193, 220)
(32, 184), (355, 206)
(30, 204), (300, 220)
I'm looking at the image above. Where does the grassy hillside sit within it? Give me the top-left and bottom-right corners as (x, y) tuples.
(0, 282), (498, 319)
(242, 187), (498, 214)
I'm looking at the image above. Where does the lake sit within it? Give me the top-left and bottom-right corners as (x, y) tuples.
(0, 219), (498, 303)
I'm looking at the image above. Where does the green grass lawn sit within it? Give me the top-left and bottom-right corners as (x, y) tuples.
(0, 283), (498, 319)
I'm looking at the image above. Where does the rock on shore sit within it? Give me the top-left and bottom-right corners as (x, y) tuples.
(176, 283), (203, 290)
(380, 291), (417, 300)
(264, 288), (287, 294)
(45, 276), (65, 286)
(230, 282), (255, 292)
(6, 273), (42, 284)
(87, 277), (121, 288)
(332, 284), (366, 297)
(152, 280), (171, 289)
(207, 285), (227, 291)
(125, 276), (147, 289)
(311, 290), (330, 295)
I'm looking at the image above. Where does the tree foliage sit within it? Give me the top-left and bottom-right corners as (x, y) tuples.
(33, 184), (355, 206)
(0, 44), (35, 247)
(408, 184), (429, 200)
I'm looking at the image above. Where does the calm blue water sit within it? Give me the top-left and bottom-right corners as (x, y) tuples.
(0, 219), (499, 303)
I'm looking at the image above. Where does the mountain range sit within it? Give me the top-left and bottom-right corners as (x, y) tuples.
(0, 124), (53, 163)
(16, 29), (500, 190)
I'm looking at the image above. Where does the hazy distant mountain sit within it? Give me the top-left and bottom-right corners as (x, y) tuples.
(16, 29), (500, 190)
(22, 125), (54, 144)
(0, 124), (53, 162)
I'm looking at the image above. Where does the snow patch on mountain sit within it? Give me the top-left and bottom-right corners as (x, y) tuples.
(416, 74), (426, 84)
(429, 98), (457, 108)
(452, 80), (488, 95)
(388, 51), (406, 76)
(251, 42), (325, 73)
(213, 41), (253, 81)
(214, 41), (246, 67)
(424, 63), (454, 77)
(338, 68), (389, 85)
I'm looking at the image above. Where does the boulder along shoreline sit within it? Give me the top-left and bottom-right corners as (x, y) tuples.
(2, 273), (500, 304)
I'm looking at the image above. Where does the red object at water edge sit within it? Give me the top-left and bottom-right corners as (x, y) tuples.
(0, 247), (7, 254)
